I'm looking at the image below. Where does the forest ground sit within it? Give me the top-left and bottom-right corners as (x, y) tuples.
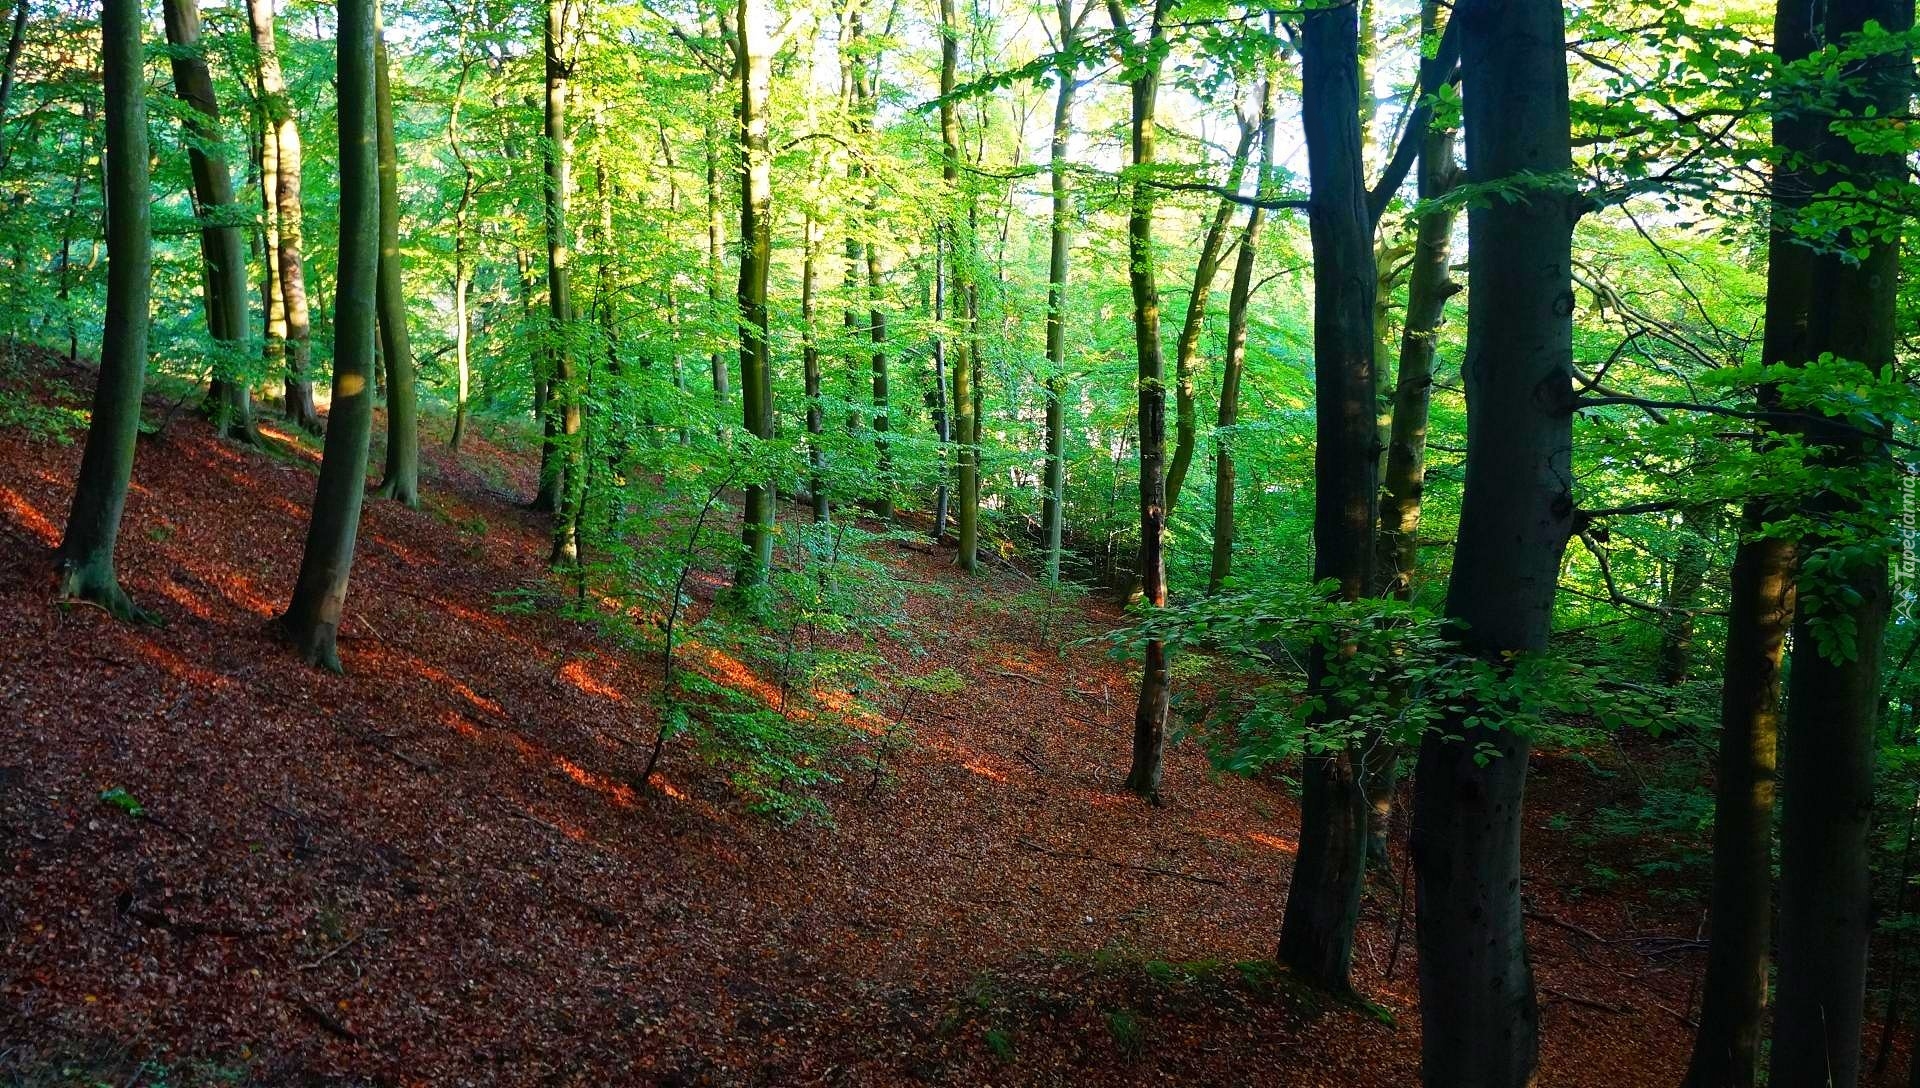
(0, 344), (1711, 1086)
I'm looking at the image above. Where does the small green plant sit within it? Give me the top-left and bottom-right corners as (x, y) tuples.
(983, 1026), (1016, 1062)
(1104, 1007), (1144, 1060)
(99, 787), (145, 817)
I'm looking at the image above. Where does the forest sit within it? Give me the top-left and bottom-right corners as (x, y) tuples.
(1, 0), (1918, 1082)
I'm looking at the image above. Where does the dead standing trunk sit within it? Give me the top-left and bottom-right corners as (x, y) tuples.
(1412, 0), (1573, 1082)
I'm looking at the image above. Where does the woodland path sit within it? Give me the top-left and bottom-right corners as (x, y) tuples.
(0, 347), (1702, 1086)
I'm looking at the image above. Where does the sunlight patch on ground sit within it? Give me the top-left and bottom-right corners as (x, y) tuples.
(0, 485), (58, 545)
(559, 658), (626, 702)
(1247, 831), (1298, 855)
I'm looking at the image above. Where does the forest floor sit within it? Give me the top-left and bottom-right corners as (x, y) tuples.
(1, 343), (1712, 1086)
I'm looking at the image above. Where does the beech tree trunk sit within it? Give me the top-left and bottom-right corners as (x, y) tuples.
(803, 214), (828, 521)
(280, 0), (379, 672)
(1209, 72), (1275, 597)
(1769, 1), (1908, 1083)
(1364, 0), (1459, 866)
(733, 0), (775, 591)
(372, 30), (419, 507)
(1412, 1), (1572, 1082)
(1681, 8), (1816, 1081)
(1278, 0), (1377, 992)
(160, 0), (257, 442)
(448, 57), (476, 451)
(939, 0), (978, 573)
(1111, 0), (1171, 803)
(1039, 11), (1079, 584)
(55, 0), (150, 622)
(247, 0), (319, 433)
(544, 0), (582, 565)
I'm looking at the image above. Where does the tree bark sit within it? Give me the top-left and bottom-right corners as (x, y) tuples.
(1039, 7), (1079, 584)
(804, 213), (829, 521)
(1412, 1), (1571, 1083)
(544, 0), (582, 566)
(939, 0), (978, 573)
(1277, 0), (1378, 992)
(55, 0), (150, 622)
(448, 56), (476, 451)
(248, 0), (319, 433)
(371, 29), (419, 507)
(160, 0), (258, 443)
(1111, 0), (1171, 804)
(1769, 2), (1908, 1084)
(280, 0), (378, 672)
(733, 0), (775, 591)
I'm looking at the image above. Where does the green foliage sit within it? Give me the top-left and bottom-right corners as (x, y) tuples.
(97, 787), (145, 818)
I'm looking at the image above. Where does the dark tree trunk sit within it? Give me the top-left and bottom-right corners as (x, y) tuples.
(1657, 506), (1710, 684)
(543, 0), (582, 565)
(1277, 0), (1377, 992)
(939, 0), (977, 572)
(280, 0), (379, 672)
(161, 0), (257, 442)
(1769, 1), (1909, 1083)
(1112, 0), (1172, 804)
(56, 0), (150, 622)
(1412, 0), (1572, 1082)
(733, 0), (775, 591)
(1680, 9), (1817, 1080)
(372, 30), (419, 508)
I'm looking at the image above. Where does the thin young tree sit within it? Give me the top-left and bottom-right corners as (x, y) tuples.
(1277, 0), (1378, 992)
(1110, 0), (1172, 803)
(938, 0), (978, 572)
(1038, 0), (1090, 585)
(733, 0), (776, 591)
(160, 0), (258, 442)
(1769, 1), (1909, 1082)
(1411, 0), (1572, 1081)
(247, 0), (320, 432)
(544, 0), (583, 565)
(372, 26), (420, 507)
(54, 0), (151, 622)
(280, 0), (380, 672)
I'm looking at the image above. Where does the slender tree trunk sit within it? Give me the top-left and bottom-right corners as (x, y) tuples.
(804, 214), (828, 521)
(1769, 2), (1908, 1083)
(448, 58), (476, 451)
(1657, 506), (1710, 684)
(1209, 73), (1274, 597)
(0, 0), (29, 152)
(1040, 13), (1078, 585)
(1680, 10), (1817, 1080)
(1364, 0), (1459, 866)
(706, 99), (730, 411)
(55, 0), (149, 622)
(733, 0), (775, 591)
(257, 98), (288, 405)
(371, 30), (419, 507)
(1412, 1), (1572, 1082)
(938, 0), (977, 572)
(248, 0), (319, 433)
(161, 0), (258, 443)
(868, 229), (892, 518)
(364, 30), (418, 506)
(1111, 0), (1171, 804)
(1163, 123), (1252, 518)
(280, 0), (378, 672)
(931, 243), (952, 539)
(1278, 0), (1378, 992)
(544, 0), (582, 566)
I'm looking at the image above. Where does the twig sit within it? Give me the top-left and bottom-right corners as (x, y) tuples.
(291, 997), (361, 1042)
(1016, 836), (1225, 886)
(1541, 987), (1631, 1015)
(299, 933), (367, 970)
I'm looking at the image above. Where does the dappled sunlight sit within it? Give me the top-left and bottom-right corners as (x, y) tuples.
(129, 638), (236, 691)
(255, 424), (321, 464)
(0, 484), (58, 546)
(559, 657), (626, 702)
(1247, 831), (1298, 855)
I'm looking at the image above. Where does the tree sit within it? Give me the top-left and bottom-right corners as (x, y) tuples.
(160, 0), (258, 442)
(1111, 0), (1172, 804)
(54, 0), (150, 622)
(1769, 2), (1909, 1082)
(543, 0), (583, 565)
(372, 27), (420, 508)
(248, 0), (319, 433)
(732, 0), (775, 591)
(1276, 0), (1377, 992)
(1038, 0), (1089, 586)
(1411, 0), (1573, 1081)
(280, 0), (380, 672)
(939, 0), (978, 573)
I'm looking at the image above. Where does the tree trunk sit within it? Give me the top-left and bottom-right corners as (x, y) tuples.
(370, 30), (419, 507)
(733, 0), (775, 591)
(1164, 123), (1252, 519)
(804, 214), (828, 521)
(248, 0), (318, 433)
(544, 0), (582, 566)
(1412, 0), (1571, 1082)
(448, 58), (476, 451)
(257, 96), (287, 411)
(931, 242), (952, 539)
(1210, 72), (1275, 597)
(55, 0), (150, 622)
(1111, 0), (1171, 804)
(1769, 1), (1907, 1083)
(1364, 0), (1459, 866)
(280, 0), (378, 672)
(0, 0), (30, 152)
(1040, 12), (1077, 585)
(160, 0), (258, 443)
(1680, 9), (1818, 1081)
(939, 0), (977, 572)
(1657, 506), (1710, 684)
(1277, 0), (1377, 992)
